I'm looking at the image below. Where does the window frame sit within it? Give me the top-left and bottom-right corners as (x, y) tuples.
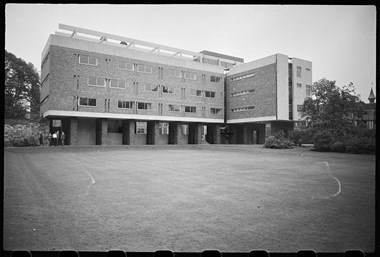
(137, 102), (152, 110)
(210, 75), (221, 83)
(168, 104), (181, 112)
(78, 97), (97, 107)
(117, 100), (132, 109)
(210, 108), (222, 115)
(118, 61), (134, 71)
(88, 77), (105, 87)
(79, 55), (98, 66)
(184, 71), (197, 80)
(185, 106), (196, 113)
(136, 64), (153, 74)
(169, 69), (182, 78)
(162, 85), (174, 94)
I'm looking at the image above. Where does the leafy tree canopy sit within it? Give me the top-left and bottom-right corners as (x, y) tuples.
(4, 50), (40, 119)
(301, 78), (365, 129)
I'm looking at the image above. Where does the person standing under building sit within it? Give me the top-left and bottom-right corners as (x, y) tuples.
(48, 133), (52, 146)
(39, 132), (43, 146)
(52, 131), (57, 146)
(60, 131), (65, 146)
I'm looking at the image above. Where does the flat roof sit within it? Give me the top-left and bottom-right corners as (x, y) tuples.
(200, 50), (244, 63)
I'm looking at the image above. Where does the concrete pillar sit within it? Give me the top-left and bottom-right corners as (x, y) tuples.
(101, 119), (108, 145)
(243, 125), (249, 144)
(207, 124), (221, 144)
(147, 121), (159, 145)
(69, 117), (78, 145)
(122, 120), (135, 145)
(194, 123), (203, 144)
(265, 122), (272, 139)
(96, 118), (108, 145)
(169, 122), (183, 144)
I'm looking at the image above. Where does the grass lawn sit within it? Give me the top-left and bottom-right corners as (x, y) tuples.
(3, 145), (375, 253)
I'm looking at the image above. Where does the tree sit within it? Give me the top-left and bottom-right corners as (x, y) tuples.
(301, 78), (365, 130)
(4, 50), (40, 119)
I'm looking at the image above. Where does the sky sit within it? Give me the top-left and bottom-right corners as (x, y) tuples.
(5, 4), (376, 102)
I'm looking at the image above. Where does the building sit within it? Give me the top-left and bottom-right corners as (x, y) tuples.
(359, 88), (376, 130)
(40, 24), (312, 145)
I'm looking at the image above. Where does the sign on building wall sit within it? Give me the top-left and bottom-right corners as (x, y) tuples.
(136, 122), (147, 134)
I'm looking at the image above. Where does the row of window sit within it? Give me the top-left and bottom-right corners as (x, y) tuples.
(230, 89), (255, 97)
(79, 54), (222, 82)
(230, 72), (255, 82)
(230, 106), (255, 112)
(135, 122), (189, 135)
(84, 77), (220, 97)
(80, 97), (222, 115)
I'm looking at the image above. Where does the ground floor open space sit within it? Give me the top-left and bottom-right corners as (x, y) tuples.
(46, 117), (295, 146)
(3, 145), (375, 253)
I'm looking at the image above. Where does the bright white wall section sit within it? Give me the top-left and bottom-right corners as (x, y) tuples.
(292, 57), (313, 121)
(228, 54), (277, 75)
(276, 54), (289, 120)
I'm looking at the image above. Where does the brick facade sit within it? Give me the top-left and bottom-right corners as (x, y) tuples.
(41, 27), (312, 146)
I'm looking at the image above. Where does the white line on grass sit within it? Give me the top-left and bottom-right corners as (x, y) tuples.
(318, 161), (341, 198)
(77, 163), (96, 196)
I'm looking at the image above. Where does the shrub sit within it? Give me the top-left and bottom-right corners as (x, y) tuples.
(313, 130), (334, 151)
(289, 130), (314, 146)
(264, 131), (294, 149)
(330, 141), (346, 152)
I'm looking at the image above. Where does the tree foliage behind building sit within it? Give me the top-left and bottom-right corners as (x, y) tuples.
(5, 50), (40, 119)
(300, 78), (375, 154)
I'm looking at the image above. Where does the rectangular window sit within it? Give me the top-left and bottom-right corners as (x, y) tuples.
(297, 66), (302, 77)
(88, 77), (105, 87)
(205, 91), (216, 98)
(210, 75), (221, 82)
(110, 79), (127, 89)
(159, 122), (169, 135)
(230, 89), (255, 97)
(118, 61), (134, 71)
(168, 104), (180, 112)
(79, 55), (97, 66)
(136, 64), (152, 73)
(210, 108), (222, 114)
(184, 71), (197, 80)
(169, 69), (182, 78)
(230, 106), (255, 112)
(136, 122), (147, 134)
(145, 83), (159, 92)
(162, 86), (174, 93)
(297, 83), (302, 88)
(306, 85), (311, 96)
(118, 100), (132, 109)
(137, 102), (152, 110)
(79, 97), (96, 107)
(306, 68), (311, 71)
(191, 89), (202, 97)
(230, 72), (255, 82)
(185, 106), (196, 113)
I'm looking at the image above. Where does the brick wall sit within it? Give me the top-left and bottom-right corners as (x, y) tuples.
(226, 63), (277, 121)
(44, 45), (224, 122)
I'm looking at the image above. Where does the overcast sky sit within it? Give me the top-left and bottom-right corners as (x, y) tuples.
(5, 4), (376, 102)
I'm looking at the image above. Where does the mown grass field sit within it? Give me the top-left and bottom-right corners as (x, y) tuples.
(3, 145), (375, 253)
